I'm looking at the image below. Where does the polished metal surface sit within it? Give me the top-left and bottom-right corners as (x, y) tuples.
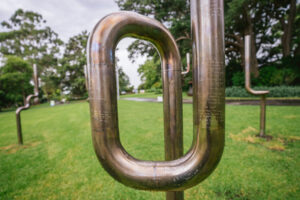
(16, 93), (38, 145)
(84, 64), (89, 91)
(33, 64), (39, 104)
(244, 35), (269, 137)
(87, 0), (225, 195)
(181, 53), (190, 75)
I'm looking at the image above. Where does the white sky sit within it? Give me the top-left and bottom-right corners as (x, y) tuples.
(0, 0), (146, 88)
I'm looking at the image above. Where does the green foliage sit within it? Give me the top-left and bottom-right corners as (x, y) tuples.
(118, 67), (133, 92)
(0, 9), (62, 74)
(225, 86), (300, 97)
(59, 31), (88, 97)
(225, 60), (242, 86)
(232, 72), (245, 86)
(41, 71), (62, 101)
(115, 0), (192, 89)
(0, 56), (33, 109)
(137, 57), (161, 90)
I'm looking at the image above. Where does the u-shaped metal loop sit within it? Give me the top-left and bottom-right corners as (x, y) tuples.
(87, 1), (225, 191)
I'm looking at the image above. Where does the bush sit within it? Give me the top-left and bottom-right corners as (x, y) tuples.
(225, 86), (300, 97)
(232, 72), (244, 86)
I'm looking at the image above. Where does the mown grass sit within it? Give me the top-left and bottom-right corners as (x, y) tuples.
(0, 101), (299, 199)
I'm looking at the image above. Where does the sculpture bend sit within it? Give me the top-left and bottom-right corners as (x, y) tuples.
(87, 0), (225, 192)
(16, 93), (38, 145)
(245, 36), (269, 96)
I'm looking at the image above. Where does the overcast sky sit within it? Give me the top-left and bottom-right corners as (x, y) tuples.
(0, 0), (146, 88)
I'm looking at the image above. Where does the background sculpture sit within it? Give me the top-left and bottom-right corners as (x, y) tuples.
(33, 64), (39, 105)
(16, 93), (38, 145)
(244, 35), (270, 138)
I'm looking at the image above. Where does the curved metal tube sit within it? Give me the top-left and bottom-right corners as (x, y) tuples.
(245, 36), (269, 96)
(16, 93), (38, 145)
(181, 53), (190, 75)
(88, 0), (225, 191)
(244, 35), (269, 137)
(87, 0), (225, 192)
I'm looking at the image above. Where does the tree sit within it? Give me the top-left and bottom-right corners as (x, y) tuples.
(41, 70), (61, 101)
(0, 56), (33, 110)
(137, 55), (161, 90)
(0, 9), (63, 75)
(59, 31), (88, 97)
(224, 0), (275, 77)
(118, 67), (133, 92)
(269, 0), (298, 58)
(115, 0), (192, 90)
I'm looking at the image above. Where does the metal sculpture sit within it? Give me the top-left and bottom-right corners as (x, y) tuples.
(86, 0), (225, 199)
(182, 53), (190, 75)
(244, 35), (269, 137)
(33, 64), (39, 105)
(16, 93), (38, 145)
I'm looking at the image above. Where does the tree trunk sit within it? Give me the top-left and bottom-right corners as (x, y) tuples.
(281, 0), (296, 57)
(23, 93), (26, 105)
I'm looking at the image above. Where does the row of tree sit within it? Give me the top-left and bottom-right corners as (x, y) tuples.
(0, 9), (132, 110)
(115, 0), (299, 90)
(1, 1), (299, 109)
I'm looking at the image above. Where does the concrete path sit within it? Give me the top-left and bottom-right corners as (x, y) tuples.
(122, 97), (300, 106)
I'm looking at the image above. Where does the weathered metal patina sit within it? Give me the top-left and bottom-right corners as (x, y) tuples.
(86, 0), (225, 199)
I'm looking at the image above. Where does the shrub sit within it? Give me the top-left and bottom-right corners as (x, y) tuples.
(225, 86), (300, 97)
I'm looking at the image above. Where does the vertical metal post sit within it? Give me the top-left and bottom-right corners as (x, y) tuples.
(259, 95), (266, 137)
(16, 113), (23, 145)
(165, 123), (183, 200)
(33, 64), (39, 104)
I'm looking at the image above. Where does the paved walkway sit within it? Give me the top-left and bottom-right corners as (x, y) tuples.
(122, 97), (300, 106)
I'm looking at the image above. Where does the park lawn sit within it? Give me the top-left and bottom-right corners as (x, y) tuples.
(0, 101), (299, 200)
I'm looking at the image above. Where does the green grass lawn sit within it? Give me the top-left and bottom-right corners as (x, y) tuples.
(0, 101), (299, 199)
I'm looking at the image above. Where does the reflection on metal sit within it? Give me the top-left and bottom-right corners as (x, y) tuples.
(84, 64), (89, 91)
(87, 0), (225, 199)
(116, 66), (120, 100)
(181, 53), (190, 75)
(33, 64), (39, 104)
(245, 35), (269, 137)
(16, 93), (38, 145)
(84, 65), (90, 101)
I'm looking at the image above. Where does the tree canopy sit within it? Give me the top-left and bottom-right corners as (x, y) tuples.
(0, 9), (63, 75)
(0, 56), (33, 110)
(116, 0), (300, 89)
(0, 2), (299, 109)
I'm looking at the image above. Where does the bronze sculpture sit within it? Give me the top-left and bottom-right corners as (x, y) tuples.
(33, 64), (39, 105)
(244, 35), (269, 137)
(16, 93), (38, 145)
(86, 0), (225, 199)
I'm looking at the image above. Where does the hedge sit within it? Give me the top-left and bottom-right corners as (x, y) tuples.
(225, 86), (300, 97)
